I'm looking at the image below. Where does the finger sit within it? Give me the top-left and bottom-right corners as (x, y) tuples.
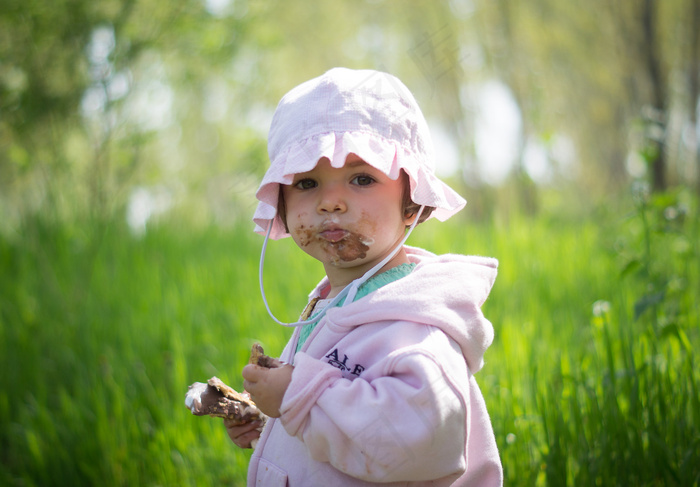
(224, 419), (262, 432)
(234, 428), (262, 449)
(243, 376), (259, 395)
(241, 363), (265, 382)
(224, 422), (262, 448)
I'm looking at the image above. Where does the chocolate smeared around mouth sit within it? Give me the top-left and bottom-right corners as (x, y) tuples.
(292, 224), (373, 263)
(329, 232), (370, 262)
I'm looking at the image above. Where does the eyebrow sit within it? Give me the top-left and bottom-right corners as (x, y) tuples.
(345, 159), (368, 168)
(293, 158), (369, 180)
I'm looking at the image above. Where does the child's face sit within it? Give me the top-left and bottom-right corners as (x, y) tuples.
(281, 154), (411, 276)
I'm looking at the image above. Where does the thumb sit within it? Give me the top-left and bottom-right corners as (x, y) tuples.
(242, 363), (265, 383)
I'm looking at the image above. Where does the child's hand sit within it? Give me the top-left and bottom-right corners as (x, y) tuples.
(242, 363), (294, 418)
(223, 419), (263, 449)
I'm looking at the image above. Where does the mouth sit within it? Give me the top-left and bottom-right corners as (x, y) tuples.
(318, 228), (350, 243)
(305, 224), (372, 263)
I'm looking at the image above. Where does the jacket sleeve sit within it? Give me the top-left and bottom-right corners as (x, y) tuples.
(278, 329), (469, 483)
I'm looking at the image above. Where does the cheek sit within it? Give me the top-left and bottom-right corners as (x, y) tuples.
(369, 200), (406, 236)
(289, 214), (313, 248)
(358, 210), (378, 240)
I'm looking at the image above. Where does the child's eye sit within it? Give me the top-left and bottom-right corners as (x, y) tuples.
(294, 178), (317, 190)
(352, 174), (375, 186)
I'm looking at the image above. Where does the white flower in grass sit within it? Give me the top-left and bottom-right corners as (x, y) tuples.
(592, 300), (612, 328)
(592, 300), (611, 317)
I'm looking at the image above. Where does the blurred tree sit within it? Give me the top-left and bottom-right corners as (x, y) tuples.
(473, 0), (699, 195)
(609, 0), (669, 192)
(476, 1), (629, 191)
(3, 0), (698, 232)
(1, 0), (483, 229)
(0, 0), (254, 228)
(1, 0), (96, 221)
(687, 0), (700, 195)
(488, 0), (538, 214)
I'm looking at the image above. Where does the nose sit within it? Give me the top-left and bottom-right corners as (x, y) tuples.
(317, 184), (347, 214)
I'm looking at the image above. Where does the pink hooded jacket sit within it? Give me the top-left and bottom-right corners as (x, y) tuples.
(247, 247), (503, 486)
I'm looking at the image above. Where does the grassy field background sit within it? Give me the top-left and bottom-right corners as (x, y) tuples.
(1, 188), (698, 486)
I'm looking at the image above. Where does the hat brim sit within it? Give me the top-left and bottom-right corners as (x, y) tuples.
(253, 130), (466, 239)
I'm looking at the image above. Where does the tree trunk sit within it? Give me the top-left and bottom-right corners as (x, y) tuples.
(641, 0), (668, 192)
(690, 0), (700, 195)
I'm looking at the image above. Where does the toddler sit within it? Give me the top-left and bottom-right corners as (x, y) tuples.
(225, 67), (503, 486)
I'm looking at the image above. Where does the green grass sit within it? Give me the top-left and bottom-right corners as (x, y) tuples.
(1, 190), (698, 486)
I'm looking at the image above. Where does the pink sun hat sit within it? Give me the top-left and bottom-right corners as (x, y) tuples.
(253, 67), (466, 239)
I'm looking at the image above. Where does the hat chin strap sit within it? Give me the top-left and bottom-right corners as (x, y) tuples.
(259, 206), (425, 327)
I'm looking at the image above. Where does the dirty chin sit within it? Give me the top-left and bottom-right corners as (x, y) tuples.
(323, 237), (370, 264)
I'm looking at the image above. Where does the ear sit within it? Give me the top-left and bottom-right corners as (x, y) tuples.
(277, 185), (290, 233)
(403, 209), (418, 226)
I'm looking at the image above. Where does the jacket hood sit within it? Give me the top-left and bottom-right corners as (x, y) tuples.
(317, 246), (498, 374)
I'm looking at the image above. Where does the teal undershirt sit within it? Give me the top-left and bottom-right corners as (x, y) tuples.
(295, 263), (416, 352)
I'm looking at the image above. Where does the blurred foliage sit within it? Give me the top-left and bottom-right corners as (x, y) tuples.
(1, 0), (699, 230)
(0, 0), (258, 228)
(0, 190), (697, 486)
(1, 3), (699, 484)
(476, 0), (700, 191)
